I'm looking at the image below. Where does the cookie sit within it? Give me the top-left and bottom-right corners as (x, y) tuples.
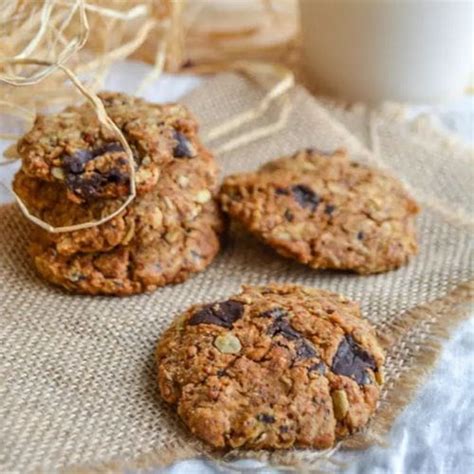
(13, 144), (218, 257)
(156, 284), (385, 449)
(30, 198), (222, 295)
(20, 147), (223, 295)
(220, 149), (419, 274)
(17, 92), (200, 203)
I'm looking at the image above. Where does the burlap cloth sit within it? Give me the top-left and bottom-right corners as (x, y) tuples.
(0, 74), (472, 473)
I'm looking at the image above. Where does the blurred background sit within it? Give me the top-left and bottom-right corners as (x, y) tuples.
(1, 0), (472, 122)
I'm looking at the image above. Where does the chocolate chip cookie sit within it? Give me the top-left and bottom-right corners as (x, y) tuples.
(13, 143), (218, 257)
(17, 92), (199, 203)
(219, 149), (419, 274)
(156, 284), (385, 449)
(19, 147), (223, 296)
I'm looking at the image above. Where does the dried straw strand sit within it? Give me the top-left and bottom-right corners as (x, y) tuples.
(1, 58), (137, 234)
(1, 0), (89, 86)
(205, 61), (294, 142)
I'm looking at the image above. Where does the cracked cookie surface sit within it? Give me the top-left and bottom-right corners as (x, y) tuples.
(220, 149), (419, 274)
(17, 92), (199, 203)
(156, 284), (385, 449)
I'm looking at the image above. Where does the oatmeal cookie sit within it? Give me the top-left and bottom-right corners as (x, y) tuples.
(21, 145), (223, 295)
(156, 284), (385, 449)
(13, 145), (218, 257)
(220, 149), (419, 274)
(29, 197), (223, 296)
(17, 92), (200, 203)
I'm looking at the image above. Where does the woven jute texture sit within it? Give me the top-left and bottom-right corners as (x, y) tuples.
(0, 74), (473, 473)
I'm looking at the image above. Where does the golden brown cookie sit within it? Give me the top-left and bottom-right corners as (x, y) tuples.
(29, 198), (223, 296)
(13, 144), (219, 257)
(17, 92), (199, 203)
(220, 149), (419, 274)
(17, 147), (223, 296)
(13, 93), (224, 296)
(156, 284), (385, 449)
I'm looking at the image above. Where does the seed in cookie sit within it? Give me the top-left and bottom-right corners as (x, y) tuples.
(220, 148), (419, 274)
(156, 283), (385, 449)
(332, 389), (349, 420)
(214, 333), (242, 354)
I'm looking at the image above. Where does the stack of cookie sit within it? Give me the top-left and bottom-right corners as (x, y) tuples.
(13, 92), (223, 295)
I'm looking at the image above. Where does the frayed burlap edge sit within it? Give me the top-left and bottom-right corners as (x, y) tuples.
(62, 280), (473, 474)
(342, 280), (474, 450)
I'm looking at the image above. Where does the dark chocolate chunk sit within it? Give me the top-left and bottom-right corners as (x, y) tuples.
(63, 149), (93, 174)
(63, 142), (123, 174)
(262, 308), (318, 359)
(106, 168), (127, 184)
(296, 339), (317, 359)
(291, 184), (320, 211)
(257, 413), (275, 424)
(308, 361), (326, 374)
(267, 318), (300, 340)
(275, 187), (290, 196)
(173, 130), (195, 158)
(284, 209), (294, 222)
(259, 307), (288, 319)
(181, 59), (195, 68)
(214, 300), (245, 325)
(280, 426), (289, 433)
(188, 300), (244, 328)
(357, 231), (365, 240)
(117, 157), (128, 166)
(66, 173), (103, 199)
(66, 168), (129, 199)
(331, 335), (376, 385)
(187, 306), (225, 327)
(95, 142), (124, 155)
(324, 204), (336, 215)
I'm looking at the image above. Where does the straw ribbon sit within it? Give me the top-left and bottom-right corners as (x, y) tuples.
(0, 58), (137, 234)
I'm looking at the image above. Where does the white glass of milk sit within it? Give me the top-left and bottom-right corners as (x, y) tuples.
(299, 0), (473, 103)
